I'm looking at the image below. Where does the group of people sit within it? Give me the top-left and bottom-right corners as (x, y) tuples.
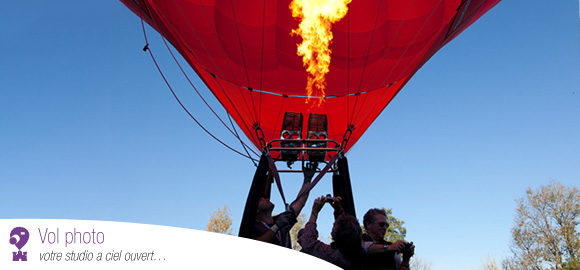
(248, 165), (415, 270)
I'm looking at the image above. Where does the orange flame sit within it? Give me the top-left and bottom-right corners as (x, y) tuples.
(290, 0), (351, 102)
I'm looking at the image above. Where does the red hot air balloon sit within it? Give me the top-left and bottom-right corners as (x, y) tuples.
(119, 0), (501, 239)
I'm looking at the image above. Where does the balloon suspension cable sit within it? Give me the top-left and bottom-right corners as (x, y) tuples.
(227, 112), (257, 167)
(153, 0), (262, 161)
(156, 35), (260, 163)
(138, 15), (257, 162)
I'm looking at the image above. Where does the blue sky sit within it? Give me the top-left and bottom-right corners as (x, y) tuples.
(1, 1), (579, 269)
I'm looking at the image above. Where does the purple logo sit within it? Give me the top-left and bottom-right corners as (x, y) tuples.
(9, 227), (29, 261)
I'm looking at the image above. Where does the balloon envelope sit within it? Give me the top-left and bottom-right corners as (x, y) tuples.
(120, 0), (500, 159)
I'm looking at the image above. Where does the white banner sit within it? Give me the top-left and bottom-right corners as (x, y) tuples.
(1, 219), (339, 270)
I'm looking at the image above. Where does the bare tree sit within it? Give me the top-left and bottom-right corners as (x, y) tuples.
(206, 205), (233, 235)
(410, 256), (433, 270)
(480, 254), (500, 270)
(503, 182), (580, 270)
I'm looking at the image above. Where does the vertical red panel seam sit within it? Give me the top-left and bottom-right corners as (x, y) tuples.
(368, 0), (415, 93)
(173, 0), (257, 134)
(378, 0), (444, 88)
(229, 0), (259, 123)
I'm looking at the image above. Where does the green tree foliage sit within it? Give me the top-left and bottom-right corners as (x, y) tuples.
(206, 205), (233, 235)
(383, 207), (407, 242)
(503, 182), (580, 270)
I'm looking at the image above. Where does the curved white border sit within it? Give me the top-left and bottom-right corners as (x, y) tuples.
(1, 219), (340, 270)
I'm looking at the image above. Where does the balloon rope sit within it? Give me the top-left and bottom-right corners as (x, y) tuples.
(226, 111), (258, 166)
(146, 0), (261, 162)
(351, 87), (392, 129)
(158, 36), (259, 159)
(148, 47), (257, 161)
(139, 16), (257, 161)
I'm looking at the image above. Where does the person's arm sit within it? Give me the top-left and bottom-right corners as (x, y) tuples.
(364, 241), (411, 270)
(400, 241), (414, 270)
(254, 213), (291, 243)
(365, 240), (406, 255)
(255, 227), (277, 243)
(399, 260), (410, 270)
(289, 162), (317, 216)
(297, 196), (326, 253)
(309, 195), (326, 223)
(298, 221), (322, 254)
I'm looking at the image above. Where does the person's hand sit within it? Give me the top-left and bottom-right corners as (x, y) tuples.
(329, 196), (342, 208)
(386, 240), (406, 252)
(312, 195), (326, 215)
(303, 162), (317, 183)
(403, 241), (415, 260)
(274, 211), (292, 231)
(329, 196), (344, 216)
